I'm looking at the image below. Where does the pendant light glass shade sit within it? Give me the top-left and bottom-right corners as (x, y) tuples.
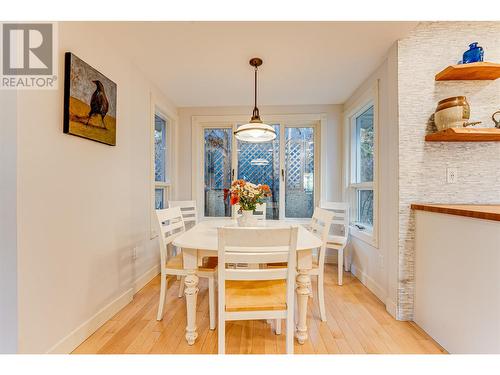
(235, 122), (276, 143)
(235, 57), (276, 143)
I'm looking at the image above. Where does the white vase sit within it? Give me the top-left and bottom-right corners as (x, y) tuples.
(237, 209), (258, 227)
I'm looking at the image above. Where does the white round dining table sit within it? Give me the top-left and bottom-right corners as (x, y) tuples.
(172, 218), (322, 346)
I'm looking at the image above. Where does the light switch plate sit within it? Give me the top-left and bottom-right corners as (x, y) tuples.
(446, 167), (458, 184)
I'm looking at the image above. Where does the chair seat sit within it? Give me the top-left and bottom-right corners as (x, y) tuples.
(225, 279), (287, 312)
(327, 235), (347, 246)
(165, 254), (218, 272)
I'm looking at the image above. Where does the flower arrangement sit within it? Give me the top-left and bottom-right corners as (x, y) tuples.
(229, 179), (272, 211)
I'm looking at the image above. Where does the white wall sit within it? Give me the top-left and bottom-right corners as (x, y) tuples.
(15, 22), (177, 353)
(176, 104), (343, 202)
(342, 44), (399, 314)
(0, 90), (18, 353)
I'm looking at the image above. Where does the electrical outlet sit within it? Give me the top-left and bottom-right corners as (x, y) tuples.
(446, 167), (458, 184)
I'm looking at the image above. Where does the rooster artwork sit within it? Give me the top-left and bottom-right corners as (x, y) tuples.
(64, 53), (117, 145)
(86, 80), (109, 127)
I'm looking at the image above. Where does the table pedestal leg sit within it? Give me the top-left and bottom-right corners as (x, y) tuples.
(184, 271), (199, 345)
(295, 270), (311, 344)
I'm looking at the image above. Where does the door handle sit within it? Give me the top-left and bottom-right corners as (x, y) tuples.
(281, 169), (285, 182)
(231, 169), (235, 181)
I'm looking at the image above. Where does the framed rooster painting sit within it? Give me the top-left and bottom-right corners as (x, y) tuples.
(63, 52), (117, 146)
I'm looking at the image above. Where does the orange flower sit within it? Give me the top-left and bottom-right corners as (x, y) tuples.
(230, 194), (239, 205)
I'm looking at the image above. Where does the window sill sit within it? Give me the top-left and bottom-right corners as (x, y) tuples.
(349, 224), (377, 248)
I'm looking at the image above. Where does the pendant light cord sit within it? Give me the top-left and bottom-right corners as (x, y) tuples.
(254, 66), (257, 109)
(252, 65), (259, 120)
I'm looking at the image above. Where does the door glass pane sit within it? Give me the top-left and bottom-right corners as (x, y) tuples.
(355, 106), (374, 183)
(237, 124), (280, 219)
(204, 128), (232, 217)
(154, 114), (167, 182)
(155, 188), (165, 209)
(357, 189), (373, 227)
(285, 127), (315, 218)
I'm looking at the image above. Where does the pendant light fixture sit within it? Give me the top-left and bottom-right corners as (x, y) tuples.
(234, 58), (276, 143)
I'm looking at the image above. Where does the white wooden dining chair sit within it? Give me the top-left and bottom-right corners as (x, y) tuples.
(155, 207), (217, 329)
(167, 200), (198, 229)
(217, 226), (298, 354)
(306, 207), (334, 322)
(319, 201), (350, 285)
(231, 203), (267, 220)
(167, 200), (200, 295)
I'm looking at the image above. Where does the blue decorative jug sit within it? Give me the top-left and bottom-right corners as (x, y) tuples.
(462, 42), (484, 64)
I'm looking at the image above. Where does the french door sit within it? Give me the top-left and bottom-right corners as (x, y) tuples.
(198, 118), (320, 220)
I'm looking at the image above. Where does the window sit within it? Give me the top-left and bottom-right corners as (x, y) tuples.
(154, 112), (170, 209)
(352, 106), (374, 227)
(345, 83), (378, 245)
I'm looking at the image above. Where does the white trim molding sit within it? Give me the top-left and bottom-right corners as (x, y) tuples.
(385, 298), (397, 319)
(350, 262), (386, 304)
(134, 264), (161, 294)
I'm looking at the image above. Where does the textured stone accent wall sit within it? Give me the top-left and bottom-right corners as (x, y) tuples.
(397, 22), (500, 320)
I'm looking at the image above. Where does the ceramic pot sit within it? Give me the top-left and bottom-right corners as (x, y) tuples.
(237, 210), (258, 227)
(434, 96), (470, 131)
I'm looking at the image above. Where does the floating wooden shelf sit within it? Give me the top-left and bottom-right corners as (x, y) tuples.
(425, 127), (500, 142)
(435, 62), (500, 81)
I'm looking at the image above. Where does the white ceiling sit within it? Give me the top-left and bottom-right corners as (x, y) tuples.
(100, 22), (418, 107)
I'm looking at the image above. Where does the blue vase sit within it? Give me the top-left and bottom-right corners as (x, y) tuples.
(462, 42), (484, 64)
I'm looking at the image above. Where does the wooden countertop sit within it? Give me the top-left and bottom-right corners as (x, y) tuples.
(411, 204), (500, 222)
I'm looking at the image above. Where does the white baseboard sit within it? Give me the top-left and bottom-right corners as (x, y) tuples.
(133, 264), (160, 294)
(46, 287), (133, 354)
(350, 263), (387, 304)
(46, 264), (160, 354)
(385, 297), (397, 318)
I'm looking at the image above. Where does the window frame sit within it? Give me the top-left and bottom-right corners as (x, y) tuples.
(150, 94), (177, 238)
(191, 114), (326, 223)
(154, 110), (170, 209)
(343, 81), (379, 247)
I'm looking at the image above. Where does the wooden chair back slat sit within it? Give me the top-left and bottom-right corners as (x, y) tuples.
(218, 226), (297, 281)
(156, 207), (185, 268)
(309, 207), (334, 268)
(168, 200), (198, 228)
(224, 251), (289, 264)
(319, 201), (349, 232)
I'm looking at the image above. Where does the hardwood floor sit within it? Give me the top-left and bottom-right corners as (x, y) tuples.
(72, 265), (446, 354)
